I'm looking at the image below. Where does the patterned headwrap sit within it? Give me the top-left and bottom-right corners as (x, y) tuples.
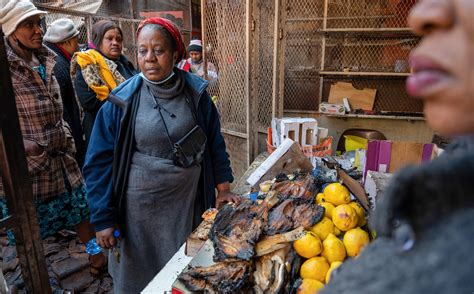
(136, 17), (186, 61)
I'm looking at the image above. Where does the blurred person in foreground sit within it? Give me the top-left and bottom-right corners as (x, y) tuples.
(44, 18), (86, 168)
(322, 0), (474, 293)
(71, 20), (137, 147)
(83, 17), (239, 293)
(0, 0), (105, 276)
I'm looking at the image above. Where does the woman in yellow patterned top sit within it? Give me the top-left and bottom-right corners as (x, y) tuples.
(71, 20), (137, 147)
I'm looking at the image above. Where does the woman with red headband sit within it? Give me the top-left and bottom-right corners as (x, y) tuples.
(83, 17), (240, 292)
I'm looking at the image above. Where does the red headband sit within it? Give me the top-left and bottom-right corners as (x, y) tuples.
(137, 17), (187, 61)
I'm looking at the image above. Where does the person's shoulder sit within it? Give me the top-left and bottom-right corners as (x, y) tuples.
(110, 74), (142, 101)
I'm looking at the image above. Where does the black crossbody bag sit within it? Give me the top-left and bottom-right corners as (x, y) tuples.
(148, 85), (207, 168)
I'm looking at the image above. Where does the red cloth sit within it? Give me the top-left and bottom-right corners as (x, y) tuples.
(136, 17), (187, 61)
(54, 43), (72, 61)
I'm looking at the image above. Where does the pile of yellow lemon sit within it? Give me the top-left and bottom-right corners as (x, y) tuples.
(293, 183), (371, 294)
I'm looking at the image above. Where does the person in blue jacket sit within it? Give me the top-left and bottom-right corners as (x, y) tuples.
(82, 17), (240, 293)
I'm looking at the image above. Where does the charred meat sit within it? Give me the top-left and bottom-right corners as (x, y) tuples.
(265, 200), (325, 235)
(179, 260), (252, 293)
(210, 192), (280, 261)
(271, 174), (318, 202)
(210, 201), (268, 261)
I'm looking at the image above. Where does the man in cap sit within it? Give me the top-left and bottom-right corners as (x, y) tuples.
(185, 39), (218, 81)
(44, 18), (86, 167)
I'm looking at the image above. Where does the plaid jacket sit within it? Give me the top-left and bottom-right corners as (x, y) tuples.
(0, 40), (83, 200)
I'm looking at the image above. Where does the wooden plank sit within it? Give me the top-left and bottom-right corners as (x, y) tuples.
(201, 0), (208, 80)
(271, 0), (282, 118)
(328, 82), (377, 110)
(245, 0), (255, 165)
(320, 71), (410, 77)
(319, 0), (328, 107)
(0, 29), (51, 293)
(247, 140), (313, 189)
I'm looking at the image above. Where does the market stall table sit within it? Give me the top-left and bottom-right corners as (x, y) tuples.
(141, 243), (192, 293)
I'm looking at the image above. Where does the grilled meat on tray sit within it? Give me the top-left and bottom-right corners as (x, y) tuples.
(179, 260), (252, 293)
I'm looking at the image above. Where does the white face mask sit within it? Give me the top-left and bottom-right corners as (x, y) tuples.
(140, 71), (175, 85)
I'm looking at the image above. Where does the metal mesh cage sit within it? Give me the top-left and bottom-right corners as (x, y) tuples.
(282, 0), (323, 111)
(36, 4), (141, 67)
(204, 0), (248, 134)
(321, 76), (423, 114)
(34, 0), (133, 18)
(326, 0), (416, 29)
(323, 33), (418, 73)
(253, 0), (276, 131)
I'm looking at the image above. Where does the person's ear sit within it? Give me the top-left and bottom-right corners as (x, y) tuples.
(173, 51), (179, 63)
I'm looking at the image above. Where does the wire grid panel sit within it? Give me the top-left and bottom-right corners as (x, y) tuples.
(282, 0), (323, 111)
(204, 0), (248, 134)
(42, 11), (89, 45)
(324, 34), (419, 72)
(90, 15), (140, 67)
(326, 0), (417, 29)
(286, 0), (323, 20)
(321, 76), (423, 114)
(34, 0), (133, 18)
(38, 4), (141, 68)
(252, 0), (275, 131)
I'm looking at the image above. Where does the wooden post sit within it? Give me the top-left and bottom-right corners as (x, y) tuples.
(245, 0), (256, 164)
(319, 0), (329, 104)
(201, 0), (208, 80)
(0, 29), (51, 294)
(271, 0), (282, 119)
(86, 16), (93, 44)
(276, 0), (287, 117)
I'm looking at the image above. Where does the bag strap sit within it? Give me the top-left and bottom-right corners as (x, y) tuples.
(146, 84), (175, 152)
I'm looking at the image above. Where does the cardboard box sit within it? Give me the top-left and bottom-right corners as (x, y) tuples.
(364, 140), (437, 180)
(319, 102), (345, 114)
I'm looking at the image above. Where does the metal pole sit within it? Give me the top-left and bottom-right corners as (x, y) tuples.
(271, 0), (282, 119)
(319, 0), (329, 105)
(201, 0), (208, 80)
(0, 29), (51, 294)
(245, 0), (256, 164)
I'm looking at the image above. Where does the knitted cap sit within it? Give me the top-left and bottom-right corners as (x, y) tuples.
(0, 0), (47, 37)
(188, 39), (202, 53)
(44, 18), (79, 43)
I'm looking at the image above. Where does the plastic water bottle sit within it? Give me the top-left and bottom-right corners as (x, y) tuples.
(86, 229), (120, 256)
(85, 238), (102, 255)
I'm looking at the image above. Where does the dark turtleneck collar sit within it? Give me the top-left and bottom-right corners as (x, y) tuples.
(144, 68), (185, 99)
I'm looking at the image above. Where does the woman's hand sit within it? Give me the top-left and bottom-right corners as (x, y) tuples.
(23, 139), (43, 156)
(216, 182), (241, 208)
(96, 228), (117, 249)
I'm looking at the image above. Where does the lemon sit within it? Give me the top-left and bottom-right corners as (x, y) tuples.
(297, 278), (325, 294)
(315, 193), (326, 204)
(321, 233), (346, 263)
(349, 201), (367, 226)
(343, 227), (370, 257)
(310, 217), (335, 240)
(325, 261), (343, 284)
(332, 204), (358, 231)
(293, 231), (322, 259)
(300, 256), (330, 283)
(319, 202), (335, 220)
(323, 183), (350, 206)
(334, 227), (342, 236)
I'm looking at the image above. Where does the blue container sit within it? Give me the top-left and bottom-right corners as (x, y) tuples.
(85, 238), (102, 255)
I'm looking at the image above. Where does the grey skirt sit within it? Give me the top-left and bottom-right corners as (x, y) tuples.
(109, 151), (201, 293)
